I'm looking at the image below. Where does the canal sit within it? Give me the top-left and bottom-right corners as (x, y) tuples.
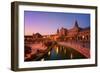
(41, 45), (87, 61)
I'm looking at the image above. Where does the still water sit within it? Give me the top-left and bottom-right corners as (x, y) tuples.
(42, 45), (86, 61)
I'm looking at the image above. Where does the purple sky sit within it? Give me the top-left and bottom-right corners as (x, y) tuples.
(24, 11), (90, 35)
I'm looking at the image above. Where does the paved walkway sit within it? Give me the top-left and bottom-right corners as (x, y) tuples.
(25, 43), (47, 60)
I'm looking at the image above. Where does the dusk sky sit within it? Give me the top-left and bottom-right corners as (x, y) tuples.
(24, 11), (90, 35)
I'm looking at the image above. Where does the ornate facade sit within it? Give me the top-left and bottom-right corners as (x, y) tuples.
(25, 20), (90, 43)
(56, 21), (90, 42)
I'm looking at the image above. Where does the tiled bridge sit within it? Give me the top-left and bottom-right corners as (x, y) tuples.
(57, 42), (90, 58)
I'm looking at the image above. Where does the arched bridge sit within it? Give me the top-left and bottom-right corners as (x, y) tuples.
(57, 42), (90, 58)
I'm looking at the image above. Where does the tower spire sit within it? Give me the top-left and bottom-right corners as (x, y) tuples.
(74, 20), (79, 28)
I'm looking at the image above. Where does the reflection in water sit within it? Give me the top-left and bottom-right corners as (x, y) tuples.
(56, 47), (59, 54)
(48, 51), (50, 55)
(41, 58), (44, 61)
(70, 53), (73, 59)
(43, 45), (86, 61)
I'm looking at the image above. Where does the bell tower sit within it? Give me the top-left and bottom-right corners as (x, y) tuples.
(74, 20), (79, 28)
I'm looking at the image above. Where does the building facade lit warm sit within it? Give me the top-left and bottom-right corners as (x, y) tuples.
(49, 20), (90, 42)
(25, 20), (90, 43)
